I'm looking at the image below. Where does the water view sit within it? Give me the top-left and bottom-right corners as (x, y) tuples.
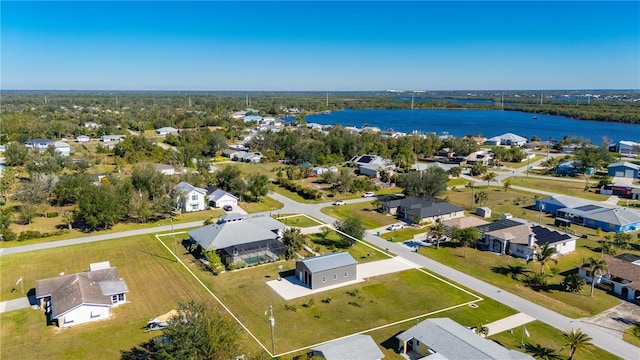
(305, 109), (640, 143)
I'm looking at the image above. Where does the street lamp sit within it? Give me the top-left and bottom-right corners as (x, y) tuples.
(265, 305), (275, 354)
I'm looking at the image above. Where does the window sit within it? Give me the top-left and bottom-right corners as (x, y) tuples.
(333, 274), (337, 280)
(191, 204), (199, 211)
(118, 293), (125, 301)
(322, 276), (326, 283)
(112, 295), (118, 303)
(191, 194), (198, 201)
(344, 272), (348, 277)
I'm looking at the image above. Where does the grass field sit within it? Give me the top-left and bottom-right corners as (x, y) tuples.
(320, 202), (397, 229)
(239, 195), (284, 213)
(274, 213), (323, 228)
(304, 230), (390, 263)
(417, 240), (623, 318)
(505, 176), (609, 201)
(381, 227), (429, 242)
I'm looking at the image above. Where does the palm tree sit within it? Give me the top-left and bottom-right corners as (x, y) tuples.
(482, 172), (498, 188)
(503, 179), (512, 192)
(525, 343), (562, 360)
(527, 243), (558, 275)
(562, 328), (593, 360)
(474, 191), (488, 206)
(587, 257), (608, 297)
(475, 324), (489, 337)
(429, 222), (446, 249)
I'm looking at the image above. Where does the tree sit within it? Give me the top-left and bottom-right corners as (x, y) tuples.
(448, 166), (462, 178)
(19, 203), (38, 225)
(451, 226), (479, 258)
(153, 301), (240, 360)
(53, 173), (94, 205)
(527, 243), (558, 276)
(475, 324), (489, 337)
(503, 179), (511, 192)
(131, 163), (171, 201)
(397, 167), (448, 198)
(587, 257), (608, 297)
(474, 191), (488, 206)
(215, 165), (246, 196)
(561, 273), (586, 293)
(334, 217), (365, 248)
(562, 328), (593, 360)
(76, 178), (132, 230)
(429, 222), (446, 249)
(4, 143), (29, 166)
(482, 172), (497, 188)
(248, 174), (269, 201)
(282, 227), (305, 260)
(62, 211), (74, 230)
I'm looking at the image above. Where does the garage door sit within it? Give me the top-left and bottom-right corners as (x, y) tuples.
(625, 170), (635, 178)
(615, 171), (624, 177)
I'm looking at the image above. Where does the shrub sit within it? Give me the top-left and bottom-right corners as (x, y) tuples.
(561, 273), (586, 293)
(284, 304), (298, 312)
(321, 297), (332, 304)
(526, 272), (548, 287)
(18, 230), (46, 241)
(46, 212), (59, 218)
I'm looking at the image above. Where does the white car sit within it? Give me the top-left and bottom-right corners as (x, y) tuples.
(363, 192), (376, 198)
(386, 224), (404, 231)
(333, 200), (346, 206)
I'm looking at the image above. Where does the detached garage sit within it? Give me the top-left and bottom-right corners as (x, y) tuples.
(608, 162), (640, 179)
(296, 252), (357, 290)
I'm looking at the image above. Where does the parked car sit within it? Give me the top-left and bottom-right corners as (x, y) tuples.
(222, 205), (233, 211)
(333, 200), (346, 206)
(363, 191), (376, 198)
(148, 310), (178, 330)
(387, 224), (404, 231)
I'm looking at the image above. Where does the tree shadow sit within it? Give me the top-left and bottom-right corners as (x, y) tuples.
(490, 265), (531, 281)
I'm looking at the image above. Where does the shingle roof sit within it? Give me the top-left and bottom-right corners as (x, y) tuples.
(385, 197), (464, 220)
(188, 215), (286, 251)
(174, 181), (207, 195)
(298, 252), (357, 273)
(583, 255), (640, 291)
(208, 188), (238, 202)
(443, 216), (490, 229)
(311, 334), (384, 360)
(396, 318), (534, 360)
(585, 207), (640, 226)
(35, 267), (128, 319)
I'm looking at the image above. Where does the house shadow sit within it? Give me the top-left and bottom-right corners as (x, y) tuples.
(380, 331), (404, 351)
(27, 288), (38, 306)
(278, 269), (295, 279)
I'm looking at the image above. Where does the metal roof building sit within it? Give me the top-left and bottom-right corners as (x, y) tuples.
(296, 252), (357, 290)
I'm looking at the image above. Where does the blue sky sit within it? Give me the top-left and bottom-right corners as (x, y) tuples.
(2, 1), (639, 91)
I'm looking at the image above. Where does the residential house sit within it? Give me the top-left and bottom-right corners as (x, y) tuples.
(382, 197), (465, 224)
(477, 221), (576, 259)
(25, 138), (54, 151)
(351, 154), (394, 177)
(579, 254), (640, 303)
(600, 183), (640, 200)
(206, 187), (239, 208)
(188, 214), (286, 265)
(485, 133), (528, 147)
(466, 150), (493, 166)
(174, 181), (207, 212)
(100, 135), (125, 142)
(155, 164), (176, 176)
(411, 162), (456, 173)
(609, 140), (640, 156)
(35, 261), (128, 328)
(76, 135), (90, 143)
(608, 162), (640, 179)
(310, 334), (384, 360)
(84, 121), (102, 129)
(396, 318), (534, 360)
(312, 167), (329, 176)
(53, 141), (71, 157)
(295, 252), (357, 290)
(155, 127), (179, 136)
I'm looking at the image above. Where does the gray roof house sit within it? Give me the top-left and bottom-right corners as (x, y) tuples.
(351, 154), (393, 177)
(383, 197), (465, 224)
(608, 162), (640, 179)
(35, 261), (128, 328)
(189, 214), (286, 265)
(206, 187), (239, 208)
(295, 252), (357, 290)
(396, 318), (534, 360)
(485, 133), (528, 147)
(311, 334), (384, 360)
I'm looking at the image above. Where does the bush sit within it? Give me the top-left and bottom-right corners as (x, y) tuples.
(561, 273), (586, 293)
(18, 230), (46, 241)
(526, 273), (548, 286)
(0, 228), (17, 241)
(46, 212), (59, 218)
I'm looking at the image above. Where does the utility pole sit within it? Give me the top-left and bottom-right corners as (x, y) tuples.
(170, 216), (177, 262)
(266, 305), (275, 354)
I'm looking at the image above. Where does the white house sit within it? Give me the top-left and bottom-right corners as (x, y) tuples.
(76, 135), (90, 143)
(609, 140), (639, 156)
(54, 141), (71, 157)
(174, 181), (207, 212)
(485, 133), (528, 147)
(207, 187), (239, 208)
(155, 127), (179, 136)
(84, 121), (102, 129)
(155, 164), (176, 176)
(100, 135), (125, 142)
(35, 261), (128, 328)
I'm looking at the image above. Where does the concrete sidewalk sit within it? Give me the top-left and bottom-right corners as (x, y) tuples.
(485, 312), (536, 336)
(0, 297), (32, 313)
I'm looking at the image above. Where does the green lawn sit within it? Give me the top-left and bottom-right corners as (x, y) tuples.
(505, 176), (608, 201)
(304, 230), (390, 263)
(320, 202), (397, 229)
(417, 240), (622, 318)
(239, 195), (284, 213)
(381, 227), (429, 242)
(274, 213), (323, 228)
